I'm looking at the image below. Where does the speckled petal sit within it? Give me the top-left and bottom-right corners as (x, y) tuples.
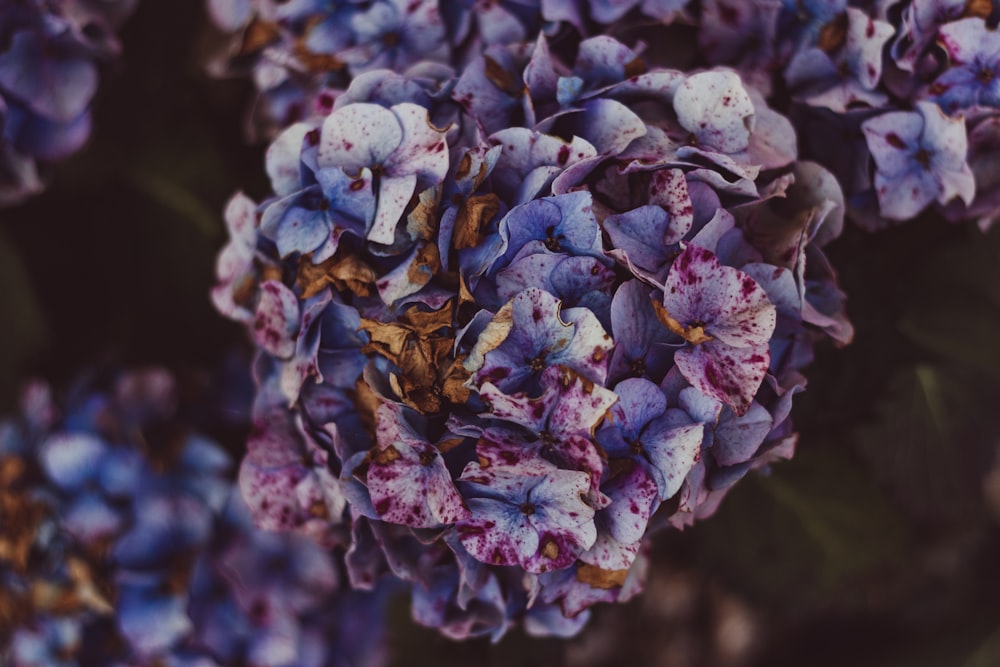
(254, 280), (300, 359)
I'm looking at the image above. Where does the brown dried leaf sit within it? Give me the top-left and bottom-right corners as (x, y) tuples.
(442, 356), (472, 405)
(354, 376), (381, 439)
(576, 563), (630, 589)
(965, 0), (993, 18)
(455, 153), (473, 181)
(406, 242), (442, 289)
(0, 457), (46, 573)
(372, 444), (402, 465)
(817, 13), (848, 53)
(360, 319), (411, 360)
(241, 19), (280, 54)
(651, 300), (714, 345)
(407, 187), (442, 241)
(453, 194), (500, 250)
(623, 57), (647, 79)
(484, 55), (519, 94)
(400, 300), (455, 335)
(298, 253), (377, 299)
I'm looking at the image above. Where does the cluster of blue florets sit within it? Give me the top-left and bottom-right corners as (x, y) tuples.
(0, 370), (394, 666)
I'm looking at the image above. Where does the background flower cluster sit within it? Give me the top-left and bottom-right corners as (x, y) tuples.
(3, 1), (1000, 666)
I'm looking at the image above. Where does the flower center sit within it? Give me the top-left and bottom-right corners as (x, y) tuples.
(915, 148), (932, 170)
(520, 502), (536, 515)
(544, 225), (562, 252)
(418, 447), (436, 466)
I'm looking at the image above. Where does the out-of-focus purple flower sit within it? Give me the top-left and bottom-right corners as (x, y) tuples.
(0, 0), (136, 206)
(927, 17), (1000, 113)
(784, 8), (894, 112)
(862, 100), (975, 220)
(0, 369), (395, 666)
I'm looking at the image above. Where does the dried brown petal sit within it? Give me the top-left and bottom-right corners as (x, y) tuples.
(298, 253), (377, 299)
(453, 193), (500, 250)
(241, 19), (281, 54)
(652, 300), (714, 345)
(576, 563), (630, 589)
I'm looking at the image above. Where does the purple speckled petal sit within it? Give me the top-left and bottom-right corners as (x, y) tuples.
(254, 280), (300, 359)
(861, 110), (925, 178)
(457, 459), (596, 572)
(663, 245), (776, 347)
(490, 129), (597, 204)
(638, 416), (704, 500)
(565, 99), (646, 156)
(673, 341), (770, 416)
(385, 102), (450, 183)
(317, 103), (402, 173)
(482, 365), (617, 438)
(648, 168), (694, 243)
(370, 172), (417, 245)
(606, 377), (668, 444)
(474, 288), (612, 391)
(604, 205), (673, 276)
(367, 403), (470, 528)
(601, 462), (659, 547)
(673, 70), (754, 154)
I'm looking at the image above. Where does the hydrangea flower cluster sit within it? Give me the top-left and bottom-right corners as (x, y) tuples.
(209, 0), (1000, 232)
(204, 0), (699, 138)
(696, 0), (1000, 230)
(0, 0), (137, 206)
(212, 29), (852, 639)
(0, 369), (393, 667)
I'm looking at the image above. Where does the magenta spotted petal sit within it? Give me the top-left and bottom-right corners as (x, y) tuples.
(929, 18), (1000, 113)
(662, 245), (776, 414)
(317, 102), (449, 244)
(673, 70), (755, 155)
(253, 280), (300, 360)
(480, 366), (617, 439)
(238, 406), (346, 538)
(579, 462), (659, 571)
(367, 403), (471, 528)
(456, 458), (596, 573)
(470, 287), (613, 393)
(862, 101), (975, 221)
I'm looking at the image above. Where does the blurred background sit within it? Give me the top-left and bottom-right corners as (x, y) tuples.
(2, 2), (1000, 665)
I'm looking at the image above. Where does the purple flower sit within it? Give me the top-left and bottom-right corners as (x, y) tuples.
(366, 402), (470, 528)
(456, 457), (596, 572)
(316, 102), (450, 244)
(862, 101), (975, 221)
(784, 8), (894, 112)
(928, 17), (1000, 113)
(660, 244), (776, 415)
(469, 287), (613, 393)
(595, 377), (704, 500)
